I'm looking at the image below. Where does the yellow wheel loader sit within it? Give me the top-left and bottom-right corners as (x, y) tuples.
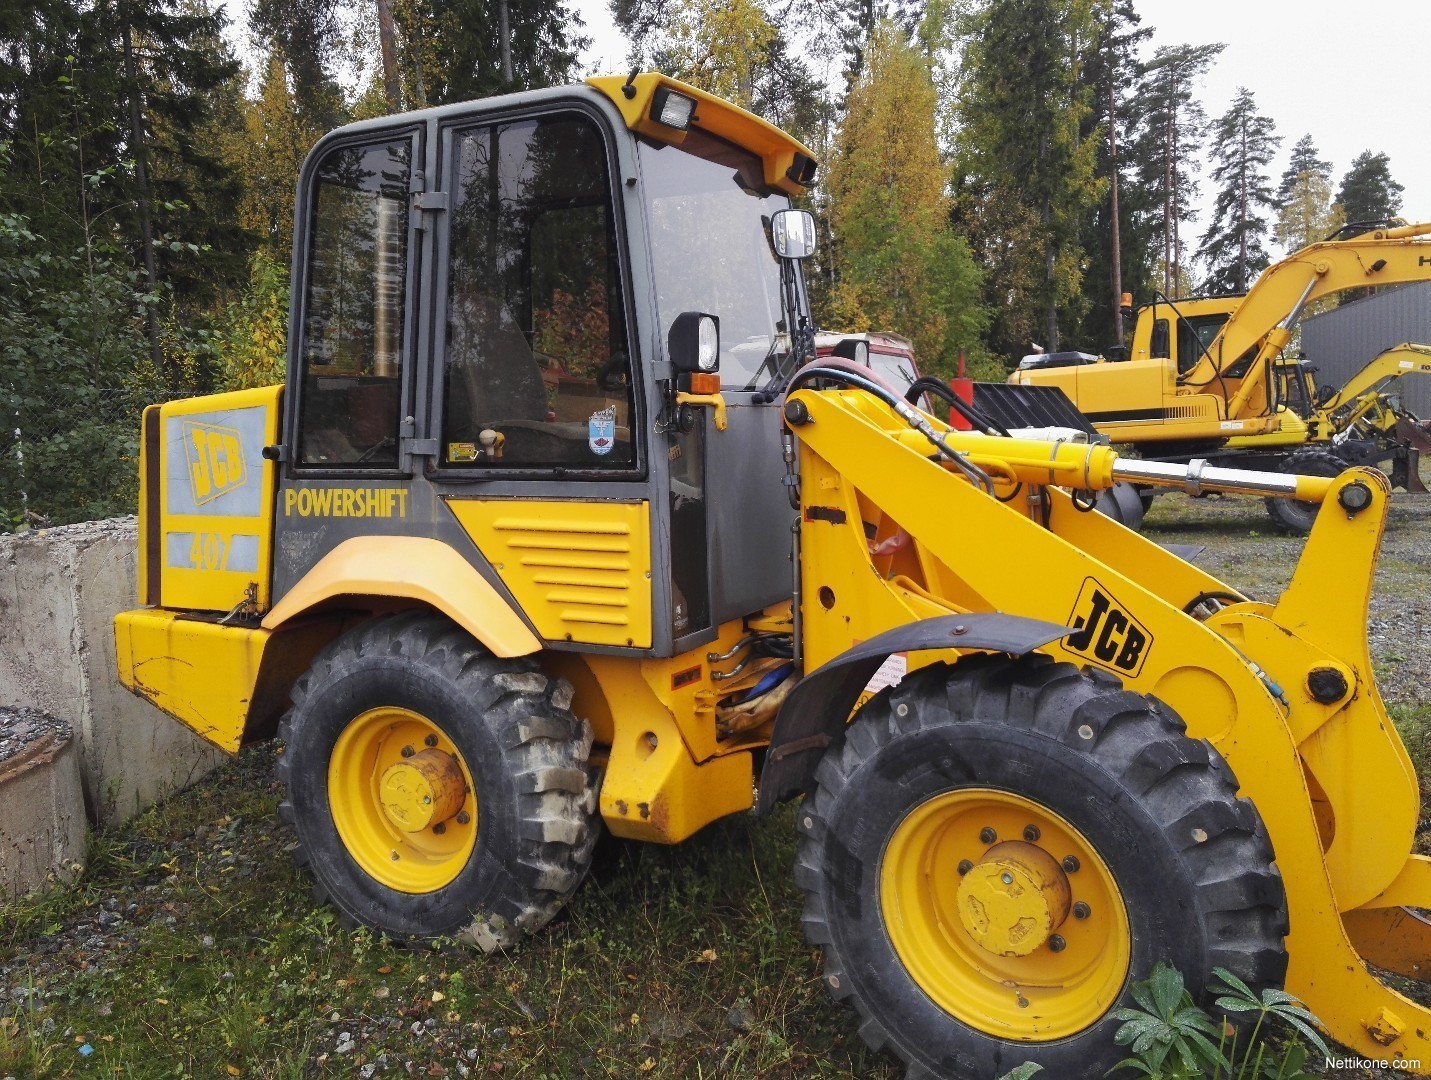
(114, 75), (1431, 1076)
(1011, 225), (1431, 531)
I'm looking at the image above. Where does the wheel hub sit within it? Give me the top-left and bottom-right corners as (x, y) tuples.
(328, 707), (479, 893)
(879, 787), (1131, 1038)
(956, 841), (1071, 957)
(378, 748), (467, 832)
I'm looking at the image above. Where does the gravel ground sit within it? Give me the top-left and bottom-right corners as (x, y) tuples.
(0, 708), (70, 767)
(4, 490), (1431, 1078)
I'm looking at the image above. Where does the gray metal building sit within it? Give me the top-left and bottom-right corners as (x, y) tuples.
(1300, 282), (1431, 415)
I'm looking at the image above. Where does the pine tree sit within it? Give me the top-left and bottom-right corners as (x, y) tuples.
(1073, 0), (1151, 351)
(1197, 86), (1280, 295)
(828, 21), (985, 373)
(393, 0), (586, 106)
(1337, 150), (1404, 225)
(1132, 41), (1223, 299)
(1277, 134), (1329, 203)
(231, 46), (326, 256)
(1273, 134), (1341, 255)
(954, 0), (1100, 359)
(247, 0), (345, 129)
(2, 0), (250, 383)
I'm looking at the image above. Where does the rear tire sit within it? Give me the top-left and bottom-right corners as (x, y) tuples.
(277, 612), (599, 949)
(794, 653), (1287, 1079)
(1264, 447), (1346, 534)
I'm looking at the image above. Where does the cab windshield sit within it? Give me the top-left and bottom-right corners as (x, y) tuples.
(636, 129), (797, 389)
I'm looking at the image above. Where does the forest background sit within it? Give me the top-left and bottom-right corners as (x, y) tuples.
(0, 0), (1412, 525)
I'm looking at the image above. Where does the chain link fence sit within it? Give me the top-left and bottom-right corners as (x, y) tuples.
(0, 383), (182, 529)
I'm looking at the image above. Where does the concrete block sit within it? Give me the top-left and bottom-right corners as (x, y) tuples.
(0, 708), (85, 900)
(0, 519), (223, 824)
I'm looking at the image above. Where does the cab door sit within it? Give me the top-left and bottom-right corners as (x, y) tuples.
(426, 105), (657, 652)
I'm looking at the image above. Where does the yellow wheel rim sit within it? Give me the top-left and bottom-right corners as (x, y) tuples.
(328, 707), (478, 894)
(880, 788), (1131, 1040)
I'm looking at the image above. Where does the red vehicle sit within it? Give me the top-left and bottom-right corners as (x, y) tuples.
(814, 331), (918, 394)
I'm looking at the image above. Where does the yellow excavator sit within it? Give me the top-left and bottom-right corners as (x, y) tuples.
(111, 76), (1431, 1076)
(1012, 225), (1431, 529)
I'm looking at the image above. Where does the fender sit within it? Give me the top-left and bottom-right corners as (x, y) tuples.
(262, 536), (541, 658)
(756, 613), (1071, 812)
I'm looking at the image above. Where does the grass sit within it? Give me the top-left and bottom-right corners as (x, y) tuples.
(0, 745), (896, 1079)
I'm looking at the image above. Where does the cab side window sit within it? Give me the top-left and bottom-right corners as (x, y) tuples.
(1149, 318), (1170, 361)
(296, 139), (412, 467)
(441, 114), (635, 470)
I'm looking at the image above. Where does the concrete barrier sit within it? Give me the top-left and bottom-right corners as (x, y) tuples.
(0, 708), (85, 899)
(0, 518), (223, 825)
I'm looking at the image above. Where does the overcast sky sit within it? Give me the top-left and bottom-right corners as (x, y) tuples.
(572, 0), (1431, 227)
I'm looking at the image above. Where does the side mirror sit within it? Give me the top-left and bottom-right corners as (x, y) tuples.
(771, 209), (817, 260)
(668, 311), (720, 374)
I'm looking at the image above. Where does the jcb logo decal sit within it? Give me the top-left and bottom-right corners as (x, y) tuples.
(1065, 577), (1151, 677)
(183, 420), (247, 505)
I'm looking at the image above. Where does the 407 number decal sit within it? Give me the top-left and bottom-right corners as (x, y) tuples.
(1064, 577), (1151, 677)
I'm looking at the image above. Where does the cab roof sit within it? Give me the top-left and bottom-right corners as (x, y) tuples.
(586, 73), (818, 196)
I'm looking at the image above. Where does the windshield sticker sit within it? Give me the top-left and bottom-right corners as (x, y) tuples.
(589, 406), (617, 456)
(448, 442), (478, 463)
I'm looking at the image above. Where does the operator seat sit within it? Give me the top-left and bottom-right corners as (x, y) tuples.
(445, 289), (549, 436)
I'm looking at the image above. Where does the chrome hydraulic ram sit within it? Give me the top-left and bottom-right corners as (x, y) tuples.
(1111, 457), (1315, 499)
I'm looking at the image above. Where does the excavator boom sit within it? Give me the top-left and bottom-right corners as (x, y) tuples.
(1011, 222), (1431, 447)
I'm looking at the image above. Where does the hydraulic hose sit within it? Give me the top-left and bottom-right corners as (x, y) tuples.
(784, 361), (996, 494)
(904, 376), (1010, 437)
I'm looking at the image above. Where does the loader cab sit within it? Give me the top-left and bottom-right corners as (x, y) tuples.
(275, 75), (818, 657)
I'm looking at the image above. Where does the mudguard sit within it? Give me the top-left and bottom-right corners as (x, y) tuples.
(756, 613), (1072, 812)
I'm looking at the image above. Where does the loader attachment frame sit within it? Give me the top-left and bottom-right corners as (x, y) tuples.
(785, 383), (1431, 1067)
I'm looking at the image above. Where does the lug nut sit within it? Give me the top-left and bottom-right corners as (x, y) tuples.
(1073, 902), (1091, 920)
(390, 851), (400, 861)
(1048, 935), (1066, 953)
(979, 827), (997, 845)
(1062, 855), (1081, 874)
(957, 859), (974, 876)
(456, 811), (471, 825)
(400, 745), (415, 758)
(424, 734), (439, 747)
(433, 822), (446, 835)
(1023, 825), (1041, 842)
(1000, 872), (1014, 885)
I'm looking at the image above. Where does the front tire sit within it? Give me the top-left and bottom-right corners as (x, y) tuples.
(1264, 447), (1345, 534)
(795, 654), (1286, 1079)
(277, 612), (599, 949)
